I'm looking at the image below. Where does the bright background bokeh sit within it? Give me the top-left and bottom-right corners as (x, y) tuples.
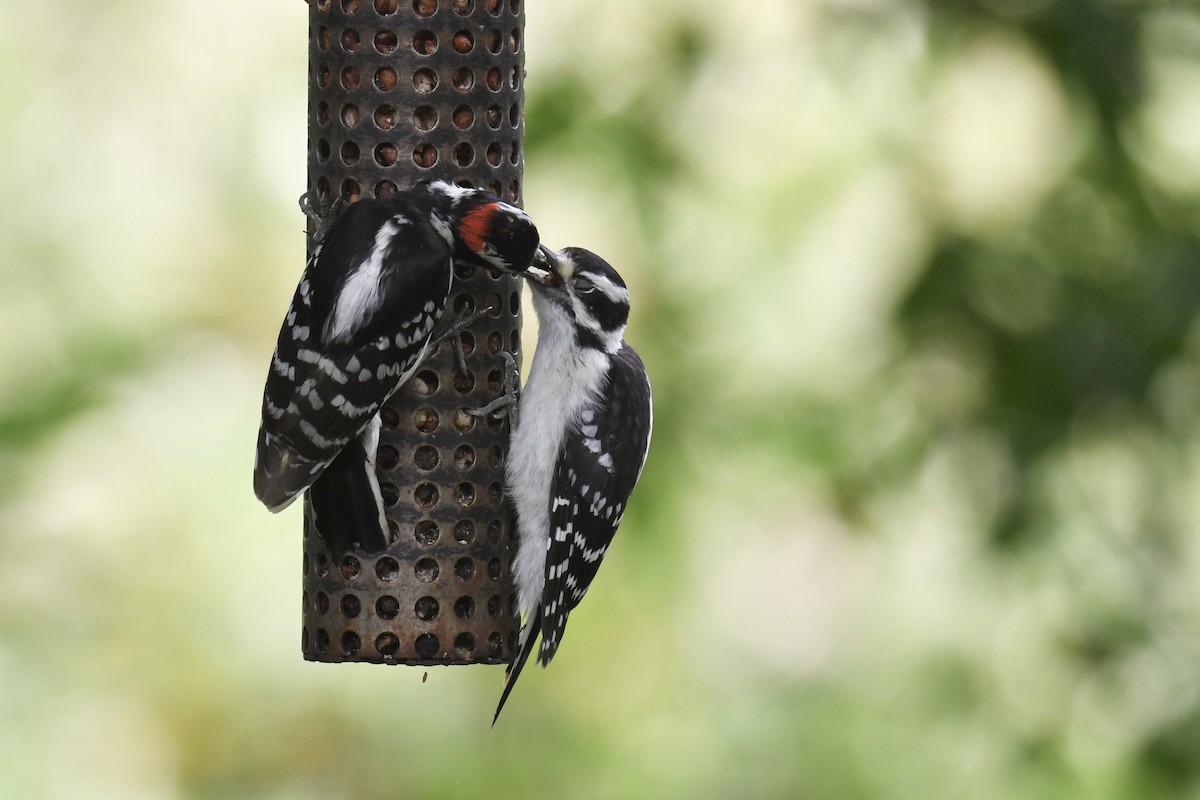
(3, 1), (1200, 798)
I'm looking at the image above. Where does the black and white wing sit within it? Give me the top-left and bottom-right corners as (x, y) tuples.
(539, 344), (653, 665)
(254, 199), (452, 513)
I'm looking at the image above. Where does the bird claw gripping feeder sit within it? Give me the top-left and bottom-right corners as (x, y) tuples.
(301, 0), (526, 665)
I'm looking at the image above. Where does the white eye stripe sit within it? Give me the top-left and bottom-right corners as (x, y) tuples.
(576, 273), (629, 305)
(497, 202), (532, 225)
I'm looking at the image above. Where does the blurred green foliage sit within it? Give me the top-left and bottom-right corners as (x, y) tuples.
(2, 1), (1200, 798)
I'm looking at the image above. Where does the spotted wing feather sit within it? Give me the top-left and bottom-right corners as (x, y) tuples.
(254, 198), (452, 512)
(539, 344), (652, 665)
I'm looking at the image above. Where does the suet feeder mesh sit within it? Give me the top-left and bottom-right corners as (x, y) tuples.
(301, 0), (525, 665)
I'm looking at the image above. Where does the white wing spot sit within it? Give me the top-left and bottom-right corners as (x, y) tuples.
(299, 420), (335, 449)
(382, 363), (403, 380)
(271, 356), (294, 380)
(330, 394), (373, 418)
(296, 349), (348, 383)
(264, 399), (286, 420)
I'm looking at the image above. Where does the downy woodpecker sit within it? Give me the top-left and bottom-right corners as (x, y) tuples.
(494, 245), (653, 722)
(254, 181), (538, 556)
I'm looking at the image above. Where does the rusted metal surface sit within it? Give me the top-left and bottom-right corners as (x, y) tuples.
(302, 0), (525, 665)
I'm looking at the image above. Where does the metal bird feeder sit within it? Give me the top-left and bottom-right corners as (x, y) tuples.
(301, 0), (525, 665)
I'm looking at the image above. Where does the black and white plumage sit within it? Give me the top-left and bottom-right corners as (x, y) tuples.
(253, 181), (538, 556)
(494, 246), (653, 723)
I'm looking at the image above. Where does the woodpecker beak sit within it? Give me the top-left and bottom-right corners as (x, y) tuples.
(526, 245), (565, 289)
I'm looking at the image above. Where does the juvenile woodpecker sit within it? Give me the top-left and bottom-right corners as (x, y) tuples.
(253, 181), (538, 556)
(494, 246), (653, 722)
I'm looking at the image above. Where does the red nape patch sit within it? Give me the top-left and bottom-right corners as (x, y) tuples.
(458, 203), (498, 254)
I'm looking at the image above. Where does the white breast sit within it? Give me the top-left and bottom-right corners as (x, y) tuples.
(507, 291), (608, 623)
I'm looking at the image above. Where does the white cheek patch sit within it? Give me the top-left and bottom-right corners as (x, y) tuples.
(569, 296), (599, 331)
(479, 244), (509, 269)
(497, 202), (532, 226)
(569, 296), (625, 353)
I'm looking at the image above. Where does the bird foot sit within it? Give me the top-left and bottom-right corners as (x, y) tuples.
(299, 190), (346, 245)
(429, 304), (500, 376)
(467, 350), (520, 428)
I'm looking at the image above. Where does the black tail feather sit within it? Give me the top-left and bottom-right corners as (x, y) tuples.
(492, 608), (542, 726)
(306, 434), (389, 556)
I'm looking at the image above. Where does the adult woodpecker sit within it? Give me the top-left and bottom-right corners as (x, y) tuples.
(253, 181), (538, 556)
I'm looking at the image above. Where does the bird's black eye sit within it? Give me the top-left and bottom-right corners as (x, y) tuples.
(575, 277), (597, 294)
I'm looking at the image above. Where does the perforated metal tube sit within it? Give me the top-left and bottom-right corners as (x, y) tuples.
(301, 0), (525, 665)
